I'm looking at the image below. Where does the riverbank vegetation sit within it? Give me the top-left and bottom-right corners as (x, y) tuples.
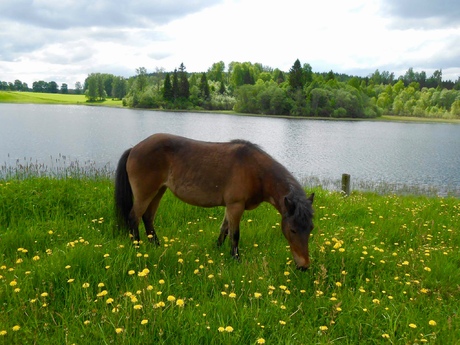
(2, 60), (460, 119)
(0, 175), (459, 344)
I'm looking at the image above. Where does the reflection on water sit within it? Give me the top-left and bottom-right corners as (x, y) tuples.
(1, 103), (459, 195)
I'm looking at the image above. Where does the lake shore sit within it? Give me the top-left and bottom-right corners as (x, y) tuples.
(1, 90), (459, 124)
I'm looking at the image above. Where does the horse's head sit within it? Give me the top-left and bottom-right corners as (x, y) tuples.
(281, 192), (315, 271)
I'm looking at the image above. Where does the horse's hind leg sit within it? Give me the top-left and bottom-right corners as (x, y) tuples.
(142, 186), (167, 246)
(224, 203), (245, 259)
(217, 215), (229, 247)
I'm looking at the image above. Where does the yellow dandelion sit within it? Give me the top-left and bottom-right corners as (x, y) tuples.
(167, 295), (176, 302)
(128, 270), (135, 275)
(335, 282), (342, 287)
(32, 256), (40, 261)
(84, 320), (90, 325)
(159, 279), (165, 284)
(279, 320), (286, 325)
(106, 298), (114, 304)
(225, 326), (234, 332)
(229, 292), (237, 298)
(14, 288), (20, 293)
(208, 274), (214, 279)
(141, 319), (148, 325)
(319, 326), (328, 331)
(0, 330), (7, 336)
(176, 299), (185, 307)
(9, 280), (17, 287)
(40, 292), (48, 297)
(82, 283), (90, 288)
(372, 299), (380, 304)
(429, 320), (437, 326)
(134, 304), (143, 310)
(254, 292), (262, 298)
(256, 338), (265, 344)
(284, 271), (290, 276)
(409, 323), (417, 329)
(12, 325), (20, 332)
(67, 278), (75, 283)
(424, 267), (431, 272)
(218, 327), (225, 333)
(115, 328), (123, 334)
(382, 333), (390, 339)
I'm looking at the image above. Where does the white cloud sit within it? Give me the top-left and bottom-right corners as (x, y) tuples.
(0, 0), (459, 86)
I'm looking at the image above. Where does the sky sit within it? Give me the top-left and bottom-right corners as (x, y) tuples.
(1, 0), (460, 87)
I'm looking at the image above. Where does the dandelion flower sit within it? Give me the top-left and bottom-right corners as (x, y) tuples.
(41, 292), (49, 297)
(409, 323), (417, 329)
(115, 328), (123, 334)
(134, 304), (143, 310)
(159, 279), (165, 285)
(32, 256), (40, 261)
(84, 320), (90, 325)
(372, 299), (380, 305)
(98, 283), (105, 288)
(254, 292), (262, 298)
(176, 299), (185, 307)
(218, 327), (225, 333)
(67, 279), (74, 283)
(382, 333), (390, 339)
(256, 338), (265, 344)
(128, 270), (135, 275)
(106, 298), (114, 304)
(279, 320), (286, 325)
(319, 326), (328, 331)
(12, 325), (20, 332)
(424, 267), (431, 272)
(167, 295), (176, 302)
(208, 274), (214, 279)
(429, 320), (437, 326)
(82, 283), (90, 288)
(9, 280), (17, 287)
(141, 319), (148, 325)
(229, 292), (237, 298)
(0, 330), (7, 336)
(225, 326), (234, 332)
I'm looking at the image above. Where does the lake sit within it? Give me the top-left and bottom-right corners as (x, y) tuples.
(1, 103), (459, 196)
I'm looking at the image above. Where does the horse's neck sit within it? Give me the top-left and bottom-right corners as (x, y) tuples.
(266, 179), (293, 215)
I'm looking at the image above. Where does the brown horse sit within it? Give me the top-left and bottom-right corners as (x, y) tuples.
(114, 133), (314, 270)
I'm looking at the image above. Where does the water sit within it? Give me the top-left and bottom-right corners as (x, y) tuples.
(1, 103), (459, 195)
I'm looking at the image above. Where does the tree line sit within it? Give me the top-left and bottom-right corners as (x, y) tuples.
(2, 60), (460, 118)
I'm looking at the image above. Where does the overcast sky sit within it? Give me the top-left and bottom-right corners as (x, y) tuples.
(1, 0), (459, 87)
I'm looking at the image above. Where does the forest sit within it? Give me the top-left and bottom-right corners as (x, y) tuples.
(2, 59), (460, 119)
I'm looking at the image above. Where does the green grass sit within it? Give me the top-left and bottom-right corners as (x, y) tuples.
(0, 91), (123, 107)
(0, 177), (459, 344)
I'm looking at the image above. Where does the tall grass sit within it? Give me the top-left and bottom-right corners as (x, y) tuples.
(0, 176), (459, 344)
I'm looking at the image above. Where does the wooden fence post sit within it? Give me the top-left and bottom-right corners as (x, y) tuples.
(342, 173), (351, 196)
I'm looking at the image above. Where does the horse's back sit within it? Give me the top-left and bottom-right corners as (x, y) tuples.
(126, 134), (267, 208)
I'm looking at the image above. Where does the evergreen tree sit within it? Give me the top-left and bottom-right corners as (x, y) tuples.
(163, 73), (173, 102)
(288, 59), (306, 90)
(199, 73), (210, 100)
(172, 69), (179, 99)
(178, 63), (190, 99)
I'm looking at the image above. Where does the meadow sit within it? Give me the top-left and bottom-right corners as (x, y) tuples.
(0, 176), (459, 344)
(0, 91), (122, 107)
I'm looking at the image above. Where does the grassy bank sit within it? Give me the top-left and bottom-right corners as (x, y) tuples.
(0, 177), (459, 344)
(0, 91), (123, 107)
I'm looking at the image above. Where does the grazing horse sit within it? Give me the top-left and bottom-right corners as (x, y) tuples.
(114, 133), (314, 270)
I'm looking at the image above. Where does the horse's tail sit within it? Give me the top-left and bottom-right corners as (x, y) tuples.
(114, 148), (133, 232)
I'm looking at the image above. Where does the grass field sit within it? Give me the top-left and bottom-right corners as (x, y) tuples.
(0, 176), (459, 344)
(0, 91), (123, 107)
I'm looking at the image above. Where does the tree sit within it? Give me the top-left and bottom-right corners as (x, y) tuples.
(47, 81), (59, 93)
(288, 59), (306, 90)
(163, 73), (173, 102)
(75, 82), (83, 94)
(85, 76), (98, 101)
(112, 77), (127, 99)
(199, 73), (210, 100)
(135, 67), (148, 92)
(208, 61), (225, 82)
(172, 69), (179, 99)
(61, 83), (68, 94)
(178, 63), (190, 99)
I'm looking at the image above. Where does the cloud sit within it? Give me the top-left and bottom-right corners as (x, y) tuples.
(382, 0), (460, 29)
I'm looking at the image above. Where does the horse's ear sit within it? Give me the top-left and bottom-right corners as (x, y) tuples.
(284, 195), (296, 215)
(308, 193), (315, 204)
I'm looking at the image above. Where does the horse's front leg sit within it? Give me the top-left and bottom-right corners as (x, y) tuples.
(225, 203), (245, 259)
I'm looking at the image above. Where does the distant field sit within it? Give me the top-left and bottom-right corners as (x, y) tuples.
(0, 91), (123, 107)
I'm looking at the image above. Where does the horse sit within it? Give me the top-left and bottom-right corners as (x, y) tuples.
(114, 133), (315, 270)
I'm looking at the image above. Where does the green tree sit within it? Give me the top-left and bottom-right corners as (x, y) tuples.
(178, 63), (190, 99)
(163, 73), (173, 102)
(208, 61), (225, 82)
(61, 83), (68, 94)
(112, 77), (127, 99)
(288, 59), (305, 90)
(199, 73), (210, 100)
(85, 76), (98, 101)
(47, 81), (59, 93)
(135, 67), (148, 92)
(75, 82), (83, 94)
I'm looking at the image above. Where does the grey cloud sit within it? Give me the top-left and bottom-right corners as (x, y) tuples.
(382, 0), (460, 29)
(0, 0), (224, 30)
